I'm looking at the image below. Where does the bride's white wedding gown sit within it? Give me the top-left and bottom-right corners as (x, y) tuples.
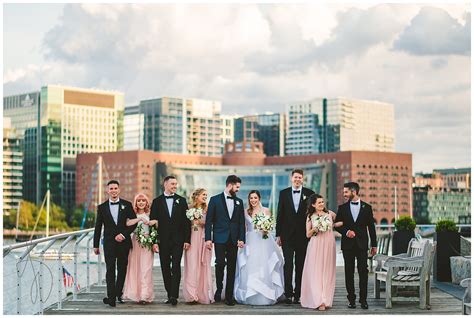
(234, 209), (285, 305)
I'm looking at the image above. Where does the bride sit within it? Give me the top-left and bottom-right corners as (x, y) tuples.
(234, 190), (284, 305)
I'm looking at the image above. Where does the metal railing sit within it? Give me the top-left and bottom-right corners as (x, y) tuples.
(3, 228), (104, 315)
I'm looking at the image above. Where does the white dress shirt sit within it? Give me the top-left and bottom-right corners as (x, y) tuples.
(292, 187), (302, 212)
(164, 192), (174, 217)
(109, 199), (120, 225)
(350, 199), (361, 222)
(224, 191), (235, 219)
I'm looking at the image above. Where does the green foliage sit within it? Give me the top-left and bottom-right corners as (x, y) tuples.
(435, 219), (458, 233)
(394, 215), (416, 231)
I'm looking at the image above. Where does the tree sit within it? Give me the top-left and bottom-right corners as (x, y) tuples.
(6, 201), (37, 230)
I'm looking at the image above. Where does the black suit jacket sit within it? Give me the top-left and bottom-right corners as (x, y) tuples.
(335, 200), (377, 251)
(276, 187), (315, 245)
(93, 199), (136, 249)
(205, 193), (246, 244)
(150, 194), (191, 247)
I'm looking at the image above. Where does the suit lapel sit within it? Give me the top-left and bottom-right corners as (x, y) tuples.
(346, 203), (356, 225)
(288, 188), (297, 214)
(220, 193), (231, 220)
(161, 196), (171, 219)
(355, 202), (365, 224)
(117, 200), (124, 226)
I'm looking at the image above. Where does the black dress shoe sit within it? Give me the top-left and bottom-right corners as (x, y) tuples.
(214, 290), (222, 302)
(109, 301), (116, 307)
(348, 302), (356, 309)
(170, 297), (178, 306)
(117, 297), (125, 304)
(285, 298), (293, 304)
(103, 297), (109, 304)
(293, 298), (300, 304)
(165, 298), (171, 304)
(361, 301), (369, 309)
(225, 299), (236, 306)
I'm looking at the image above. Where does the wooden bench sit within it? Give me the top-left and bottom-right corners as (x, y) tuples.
(369, 232), (392, 273)
(461, 278), (471, 315)
(374, 238), (436, 309)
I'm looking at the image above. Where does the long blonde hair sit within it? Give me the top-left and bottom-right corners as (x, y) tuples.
(190, 188), (207, 210)
(133, 193), (151, 214)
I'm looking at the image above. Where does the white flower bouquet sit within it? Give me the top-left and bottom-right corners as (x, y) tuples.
(252, 213), (275, 239)
(135, 222), (158, 251)
(311, 214), (332, 235)
(186, 207), (204, 231)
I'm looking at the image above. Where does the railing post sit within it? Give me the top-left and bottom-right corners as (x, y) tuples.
(86, 235), (94, 292)
(73, 233), (88, 300)
(38, 239), (57, 315)
(97, 245), (105, 287)
(57, 236), (75, 310)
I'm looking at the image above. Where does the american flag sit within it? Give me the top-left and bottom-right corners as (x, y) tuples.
(62, 266), (74, 288)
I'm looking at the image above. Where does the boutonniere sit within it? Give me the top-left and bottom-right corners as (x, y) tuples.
(303, 195), (307, 201)
(175, 199), (180, 205)
(236, 201), (240, 206)
(121, 204), (125, 210)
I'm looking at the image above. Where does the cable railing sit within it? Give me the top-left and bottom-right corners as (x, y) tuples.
(3, 228), (104, 315)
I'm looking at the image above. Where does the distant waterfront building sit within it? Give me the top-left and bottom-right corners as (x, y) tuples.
(433, 168), (471, 190)
(4, 85), (124, 207)
(221, 114), (236, 146)
(3, 118), (23, 215)
(77, 148), (412, 224)
(234, 113), (286, 156)
(123, 105), (144, 151)
(286, 97), (394, 155)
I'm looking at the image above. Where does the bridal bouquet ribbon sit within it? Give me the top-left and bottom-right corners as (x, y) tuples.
(252, 213), (275, 239)
(311, 214), (332, 235)
(135, 222), (158, 251)
(186, 208), (204, 231)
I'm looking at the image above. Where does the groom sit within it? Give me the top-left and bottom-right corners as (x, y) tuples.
(151, 175), (191, 306)
(335, 182), (377, 310)
(205, 175), (246, 306)
(275, 169), (314, 304)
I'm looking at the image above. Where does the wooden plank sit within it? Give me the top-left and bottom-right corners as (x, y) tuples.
(44, 267), (462, 315)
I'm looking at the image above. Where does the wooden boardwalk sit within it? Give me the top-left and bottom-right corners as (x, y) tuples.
(44, 267), (461, 315)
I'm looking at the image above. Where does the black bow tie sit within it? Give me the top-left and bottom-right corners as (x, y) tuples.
(226, 196), (234, 200)
(350, 201), (359, 205)
(165, 195), (174, 199)
(110, 201), (120, 205)
(293, 190), (301, 194)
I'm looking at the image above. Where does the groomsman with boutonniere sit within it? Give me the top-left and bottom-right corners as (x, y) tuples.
(150, 176), (191, 306)
(94, 180), (136, 307)
(335, 182), (377, 310)
(275, 169), (315, 305)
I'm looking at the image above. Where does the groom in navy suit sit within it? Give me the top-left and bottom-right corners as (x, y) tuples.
(205, 175), (246, 306)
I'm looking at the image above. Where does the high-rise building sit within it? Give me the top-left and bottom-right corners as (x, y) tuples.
(286, 97), (394, 155)
(221, 114), (236, 146)
(133, 97), (223, 156)
(3, 118), (23, 215)
(234, 113), (286, 156)
(123, 105), (144, 150)
(4, 85), (124, 207)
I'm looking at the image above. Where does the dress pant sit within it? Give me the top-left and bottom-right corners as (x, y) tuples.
(159, 242), (184, 299)
(282, 239), (308, 300)
(214, 239), (238, 301)
(342, 247), (369, 303)
(103, 241), (130, 301)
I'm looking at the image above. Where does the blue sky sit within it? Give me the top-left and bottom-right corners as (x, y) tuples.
(3, 3), (471, 173)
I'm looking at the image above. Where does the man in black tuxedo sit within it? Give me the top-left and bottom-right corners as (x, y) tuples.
(150, 175), (191, 306)
(335, 182), (377, 310)
(205, 175), (246, 306)
(275, 169), (315, 304)
(93, 180), (136, 307)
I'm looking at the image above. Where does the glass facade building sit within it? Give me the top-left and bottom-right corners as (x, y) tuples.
(3, 118), (23, 215)
(123, 105), (144, 150)
(286, 97), (394, 155)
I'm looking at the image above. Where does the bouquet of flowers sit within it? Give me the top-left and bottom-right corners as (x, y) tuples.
(311, 214), (332, 235)
(186, 207), (204, 231)
(252, 213), (275, 239)
(135, 222), (158, 251)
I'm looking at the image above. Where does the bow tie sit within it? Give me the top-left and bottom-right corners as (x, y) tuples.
(293, 190), (301, 194)
(350, 201), (359, 205)
(165, 195), (174, 199)
(226, 196), (234, 200)
(110, 201), (120, 205)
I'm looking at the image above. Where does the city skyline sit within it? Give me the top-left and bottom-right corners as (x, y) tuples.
(3, 3), (471, 173)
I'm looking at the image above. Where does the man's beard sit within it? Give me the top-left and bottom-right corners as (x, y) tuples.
(229, 189), (237, 196)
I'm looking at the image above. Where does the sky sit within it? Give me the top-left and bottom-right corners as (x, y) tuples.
(3, 3), (471, 173)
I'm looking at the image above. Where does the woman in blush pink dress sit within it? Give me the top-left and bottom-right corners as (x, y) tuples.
(300, 194), (343, 311)
(182, 188), (215, 304)
(123, 193), (157, 304)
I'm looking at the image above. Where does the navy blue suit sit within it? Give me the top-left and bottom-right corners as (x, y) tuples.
(205, 192), (246, 301)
